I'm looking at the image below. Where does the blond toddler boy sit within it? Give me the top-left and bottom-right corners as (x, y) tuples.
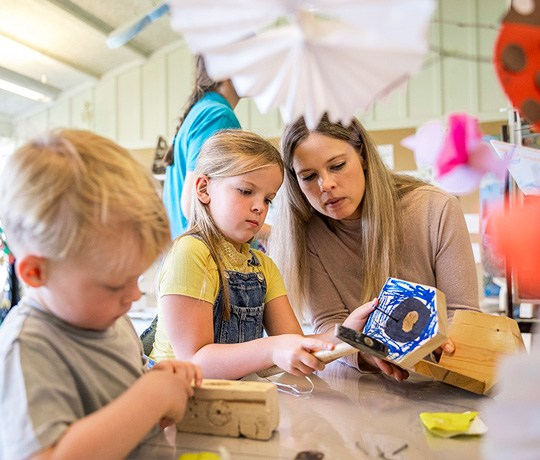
(0, 130), (202, 460)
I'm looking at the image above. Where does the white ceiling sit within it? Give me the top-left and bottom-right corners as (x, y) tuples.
(0, 0), (182, 120)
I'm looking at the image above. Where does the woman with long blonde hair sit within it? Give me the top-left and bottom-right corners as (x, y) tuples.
(270, 115), (479, 375)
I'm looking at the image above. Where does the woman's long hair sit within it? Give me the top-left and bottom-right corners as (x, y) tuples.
(163, 55), (222, 166)
(183, 130), (283, 320)
(270, 115), (425, 321)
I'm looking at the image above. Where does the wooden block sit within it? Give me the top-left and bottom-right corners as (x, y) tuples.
(363, 277), (448, 369)
(176, 379), (279, 440)
(414, 310), (526, 394)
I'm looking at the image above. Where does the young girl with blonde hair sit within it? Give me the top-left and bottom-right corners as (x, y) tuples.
(149, 129), (377, 380)
(270, 115), (480, 379)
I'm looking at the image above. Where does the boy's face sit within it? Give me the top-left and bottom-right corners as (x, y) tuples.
(39, 240), (150, 331)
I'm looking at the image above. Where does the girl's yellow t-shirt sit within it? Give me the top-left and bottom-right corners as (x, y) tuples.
(150, 236), (287, 361)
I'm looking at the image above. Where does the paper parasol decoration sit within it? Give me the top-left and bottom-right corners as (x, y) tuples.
(168, 0), (435, 128)
(401, 113), (509, 195)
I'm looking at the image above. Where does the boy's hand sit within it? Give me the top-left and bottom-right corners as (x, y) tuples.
(151, 359), (203, 389)
(148, 360), (203, 425)
(271, 335), (334, 376)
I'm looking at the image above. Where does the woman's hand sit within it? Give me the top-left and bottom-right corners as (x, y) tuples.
(358, 353), (409, 382)
(431, 339), (455, 362)
(343, 298), (410, 382)
(271, 334), (334, 376)
(342, 298), (378, 331)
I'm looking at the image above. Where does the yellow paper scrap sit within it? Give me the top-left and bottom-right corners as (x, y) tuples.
(420, 411), (485, 438)
(178, 453), (220, 460)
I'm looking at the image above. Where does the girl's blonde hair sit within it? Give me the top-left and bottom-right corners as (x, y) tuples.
(184, 129), (283, 320)
(0, 129), (171, 268)
(270, 115), (425, 321)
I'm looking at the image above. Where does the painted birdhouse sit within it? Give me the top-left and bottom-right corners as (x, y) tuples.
(362, 277), (448, 369)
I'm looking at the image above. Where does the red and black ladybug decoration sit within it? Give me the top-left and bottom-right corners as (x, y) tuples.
(494, 0), (540, 131)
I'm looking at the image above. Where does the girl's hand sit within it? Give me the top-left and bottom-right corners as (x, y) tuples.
(431, 339), (455, 362)
(271, 335), (334, 376)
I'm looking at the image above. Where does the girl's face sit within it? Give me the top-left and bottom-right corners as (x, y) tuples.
(205, 165), (283, 250)
(292, 132), (366, 221)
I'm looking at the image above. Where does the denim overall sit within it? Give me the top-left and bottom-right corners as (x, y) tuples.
(213, 250), (266, 344)
(139, 249), (266, 363)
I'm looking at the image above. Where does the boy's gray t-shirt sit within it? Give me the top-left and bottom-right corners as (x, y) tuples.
(0, 297), (175, 460)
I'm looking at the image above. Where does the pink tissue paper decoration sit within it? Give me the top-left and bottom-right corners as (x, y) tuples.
(401, 113), (509, 195)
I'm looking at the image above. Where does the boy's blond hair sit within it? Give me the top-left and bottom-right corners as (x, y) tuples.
(0, 129), (171, 266)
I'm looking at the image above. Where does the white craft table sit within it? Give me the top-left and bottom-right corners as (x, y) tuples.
(175, 361), (487, 459)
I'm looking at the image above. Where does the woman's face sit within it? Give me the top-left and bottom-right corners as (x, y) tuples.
(292, 132), (366, 220)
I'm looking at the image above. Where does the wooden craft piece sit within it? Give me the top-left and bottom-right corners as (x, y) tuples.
(362, 277), (448, 369)
(177, 379), (279, 440)
(414, 310), (526, 395)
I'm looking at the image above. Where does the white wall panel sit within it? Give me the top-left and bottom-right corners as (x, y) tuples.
(440, 0), (478, 114)
(48, 97), (70, 129)
(117, 67), (142, 145)
(406, 20), (442, 120)
(373, 88), (408, 123)
(24, 110), (48, 136)
(477, 0), (508, 114)
(71, 88), (94, 131)
(244, 100), (283, 138)
(94, 77), (117, 141)
(142, 56), (166, 145)
(166, 46), (192, 140)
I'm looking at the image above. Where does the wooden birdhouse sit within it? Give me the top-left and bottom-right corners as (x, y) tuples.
(414, 310), (526, 395)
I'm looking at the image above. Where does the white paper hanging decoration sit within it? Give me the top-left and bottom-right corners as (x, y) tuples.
(169, 0), (435, 128)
